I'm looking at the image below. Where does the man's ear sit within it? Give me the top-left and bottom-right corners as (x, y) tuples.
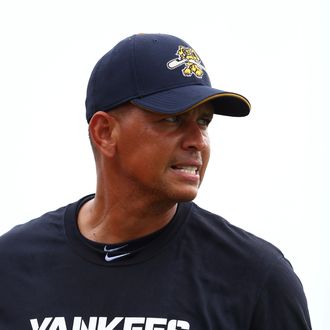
(88, 111), (118, 158)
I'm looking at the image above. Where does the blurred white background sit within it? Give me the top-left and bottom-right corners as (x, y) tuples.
(0, 0), (328, 328)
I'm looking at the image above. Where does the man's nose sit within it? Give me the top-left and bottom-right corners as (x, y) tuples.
(181, 122), (209, 151)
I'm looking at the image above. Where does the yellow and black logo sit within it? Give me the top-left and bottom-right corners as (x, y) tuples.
(167, 46), (206, 78)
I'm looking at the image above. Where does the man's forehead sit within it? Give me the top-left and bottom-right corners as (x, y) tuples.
(168, 102), (214, 118)
(142, 101), (214, 116)
(189, 102), (214, 115)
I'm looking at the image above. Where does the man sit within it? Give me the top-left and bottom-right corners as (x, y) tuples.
(0, 34), (311, 329)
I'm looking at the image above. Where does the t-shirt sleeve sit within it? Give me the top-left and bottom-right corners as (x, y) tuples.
(250, 256), (312, 329)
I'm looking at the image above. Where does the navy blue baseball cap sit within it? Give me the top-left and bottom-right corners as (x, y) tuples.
(85, 33), (250, 122)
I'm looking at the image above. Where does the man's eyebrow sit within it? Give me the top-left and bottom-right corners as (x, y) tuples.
(201, 110), (214, 117)
(200, 103), (214, 115)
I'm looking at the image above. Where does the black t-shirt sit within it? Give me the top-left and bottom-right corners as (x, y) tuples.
(0, 195), (312, 329)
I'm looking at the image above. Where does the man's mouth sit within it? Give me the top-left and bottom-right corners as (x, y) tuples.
(171, 165), (199, 175)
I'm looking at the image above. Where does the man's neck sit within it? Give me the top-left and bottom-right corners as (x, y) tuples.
(77, 194), (178, 244)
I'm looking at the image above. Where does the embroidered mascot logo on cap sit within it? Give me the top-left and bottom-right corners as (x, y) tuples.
(167, 45), (205, 78)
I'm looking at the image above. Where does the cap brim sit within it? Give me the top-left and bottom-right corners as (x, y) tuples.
(131, 85), (250, 117)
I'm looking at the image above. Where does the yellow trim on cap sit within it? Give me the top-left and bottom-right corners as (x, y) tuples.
(131, 92), (251, 115)
(186, 92), (251, 112)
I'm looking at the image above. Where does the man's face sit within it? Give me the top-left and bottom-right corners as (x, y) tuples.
(112, 103), (213, 204)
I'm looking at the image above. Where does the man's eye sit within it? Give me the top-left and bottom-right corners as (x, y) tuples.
(163, 116), (179, 123)
(198, 118), (212, 127)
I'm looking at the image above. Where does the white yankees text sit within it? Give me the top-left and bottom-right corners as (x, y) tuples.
(30, 316), (190, 330)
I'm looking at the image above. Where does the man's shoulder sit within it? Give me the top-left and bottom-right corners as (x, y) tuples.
(0, 204), (68, 252)
(187, 202), (285, 267)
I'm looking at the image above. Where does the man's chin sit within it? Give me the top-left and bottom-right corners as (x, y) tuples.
(150, 184), (199, 205)
(170, 189), (199, 203)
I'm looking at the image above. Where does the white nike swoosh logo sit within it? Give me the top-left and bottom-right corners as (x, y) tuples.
(104, 252), (130, 262)
(104, 244), (128, 253)
(104, 244), (130, 262)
